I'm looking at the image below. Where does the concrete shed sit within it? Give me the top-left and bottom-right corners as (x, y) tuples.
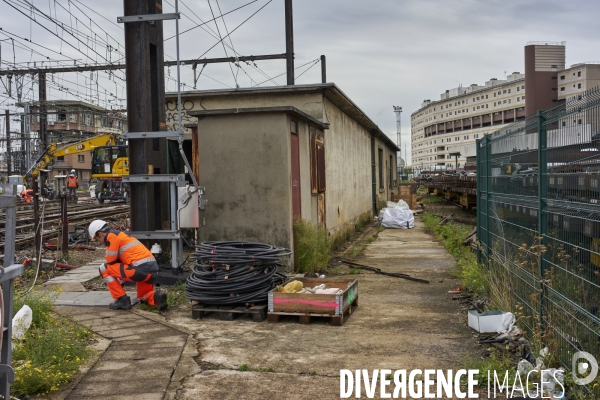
(170, 83), (399, 251)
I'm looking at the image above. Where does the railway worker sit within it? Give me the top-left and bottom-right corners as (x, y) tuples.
(20, 188), (33, 203)
(67, 169), (79, 199)
(88, 219), (168, 311)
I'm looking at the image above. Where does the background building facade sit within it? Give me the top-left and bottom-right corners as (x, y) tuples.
(410, 43), (600, 171)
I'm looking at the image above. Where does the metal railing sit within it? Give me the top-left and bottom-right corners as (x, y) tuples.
(477, 87), (600, 376)
(0, 195), (24, 399)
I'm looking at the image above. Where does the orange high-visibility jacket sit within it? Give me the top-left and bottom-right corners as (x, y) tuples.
(67, 175), (78, 188)
(104, 231), (157, 271)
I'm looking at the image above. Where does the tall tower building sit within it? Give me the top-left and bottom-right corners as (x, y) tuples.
(524, 42), (565, 117)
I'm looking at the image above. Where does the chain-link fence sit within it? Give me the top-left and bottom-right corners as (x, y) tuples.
(477, 87), (600, 377)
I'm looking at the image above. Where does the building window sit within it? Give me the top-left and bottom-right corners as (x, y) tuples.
(78, 155), (85, 163)
(69, 113), (77, 122)
(508, 99), (511, 104)
(486, 95), (488, 99)
(560, 75), (565, 80)
(578, 83), (582, 89)
(578, 71), (582, 77)
(521, 85), (524, 89)
(508, 89), (511, 93)
(84, 113), (92, 125)
(486, 104), (489, 108)
(378, 148), (383, 190)
(517, 87), (520, 91)
(58, 111), (67, 122)
(494, 102), (496, 106)
(522, 96), (525, 100)
(503, 100), (507, 104)
(57, 156), (64, 161)
(578, 119), (582, 125)
(560, 87), (565, 91)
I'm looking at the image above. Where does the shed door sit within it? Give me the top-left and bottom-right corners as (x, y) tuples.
(290, 120), (301, 220)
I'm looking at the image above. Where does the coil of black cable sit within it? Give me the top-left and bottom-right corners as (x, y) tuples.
(185, 241), (291, 305)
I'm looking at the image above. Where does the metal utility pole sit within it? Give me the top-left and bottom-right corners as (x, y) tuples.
(24, 103), (30, 171)
(320, 55), (326, 83)
(4, 110), (10, 176)
(123, 0), (168, 235)
(38, 73), (47, 150)
(393, 106), (402, 174)
(285, 0), (294, 85)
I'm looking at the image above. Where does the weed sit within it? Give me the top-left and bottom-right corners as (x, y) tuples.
(257, 366), (276, 373)
(422, 212), (487, 295)
(238, 364), (250, 372)
(349, 245), (366, 259)
(293, 219), (331, 274)
(12, 290), (94, 396)
(461, 350), (516, 388)
(348, 267), (362, 275)
(365, 236), (375, 244)
(376, 226), (385, 233)
(207, 365), (227, 370)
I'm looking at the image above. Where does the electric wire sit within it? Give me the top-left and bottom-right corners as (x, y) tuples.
(185, 241), (290, 305)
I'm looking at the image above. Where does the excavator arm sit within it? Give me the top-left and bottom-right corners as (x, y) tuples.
(24, 134), (116, 186)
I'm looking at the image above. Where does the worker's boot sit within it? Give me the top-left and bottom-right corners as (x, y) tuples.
(109, 295), (132, 310)
(153, 290), (168, 311)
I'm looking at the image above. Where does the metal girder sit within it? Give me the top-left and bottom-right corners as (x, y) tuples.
(128, 231), (181, 240)
(117, 13), (179, 23)
(122, 174), (184, 183)
(122, 131), (180, 139)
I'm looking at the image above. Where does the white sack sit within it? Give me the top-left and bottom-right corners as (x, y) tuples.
(12, 305), (32, 340)
(381, 208), (414, 229)
(386, 200), (410, 210)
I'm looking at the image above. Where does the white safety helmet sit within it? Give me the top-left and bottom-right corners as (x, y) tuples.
(89, 220), (108, 239)
(70, 169), (76, 174)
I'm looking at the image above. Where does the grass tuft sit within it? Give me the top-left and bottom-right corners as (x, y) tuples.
(293, 219), (331, 274)
(12, 290), (94, 396)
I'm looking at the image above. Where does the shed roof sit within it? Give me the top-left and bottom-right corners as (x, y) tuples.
(167, 83), (399, 151)
(188, 106), (329, 130)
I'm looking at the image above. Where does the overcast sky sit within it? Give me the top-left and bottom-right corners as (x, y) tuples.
(2, 0), (600, 164)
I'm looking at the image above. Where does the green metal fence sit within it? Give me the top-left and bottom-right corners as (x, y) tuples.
(477, 87), (600, 376)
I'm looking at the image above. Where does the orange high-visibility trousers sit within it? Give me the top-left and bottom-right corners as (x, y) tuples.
(99, 263), (158, 306)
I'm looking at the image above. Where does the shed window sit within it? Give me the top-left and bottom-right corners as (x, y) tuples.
(378, 148), (383, 189)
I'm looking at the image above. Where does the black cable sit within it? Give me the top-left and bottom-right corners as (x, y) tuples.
(185, 241), (290, 305)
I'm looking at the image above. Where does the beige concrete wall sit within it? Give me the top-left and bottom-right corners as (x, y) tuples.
(197, 113), (293, 249)
(322, 97), (373, 235)
(166, 92), (324, 133)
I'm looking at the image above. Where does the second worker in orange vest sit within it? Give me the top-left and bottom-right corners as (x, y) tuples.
(88, 219), (167, 310)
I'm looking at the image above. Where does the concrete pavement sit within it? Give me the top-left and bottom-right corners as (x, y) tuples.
(53, 217), (477, 399)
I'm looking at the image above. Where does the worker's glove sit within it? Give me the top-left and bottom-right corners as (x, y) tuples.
(98, 263), (107, 274)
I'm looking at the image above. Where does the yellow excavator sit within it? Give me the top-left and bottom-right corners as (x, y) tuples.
(24, 133), (129, 201)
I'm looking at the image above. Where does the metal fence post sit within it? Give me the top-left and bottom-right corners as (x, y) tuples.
(537, 109), (548, 327)
(485, 134), (492, 260)
(476, 138), (482, 264)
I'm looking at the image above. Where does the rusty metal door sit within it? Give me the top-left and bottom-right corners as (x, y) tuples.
(290, 127), (301, 220)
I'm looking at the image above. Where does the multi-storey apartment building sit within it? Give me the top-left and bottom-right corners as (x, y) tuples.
(557, 63), (600, 101)
(411, 73), (526, 170)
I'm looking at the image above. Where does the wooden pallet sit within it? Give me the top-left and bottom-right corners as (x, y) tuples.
(191, 304), (267, 322)
(267, 297), (358, 326)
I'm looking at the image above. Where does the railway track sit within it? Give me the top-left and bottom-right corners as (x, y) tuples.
(0, 201), (130, 250)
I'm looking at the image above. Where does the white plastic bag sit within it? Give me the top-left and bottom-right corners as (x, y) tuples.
(386, 200), (410, 210)
(381, 208), (414, 229)
(12, 305), (33, 341)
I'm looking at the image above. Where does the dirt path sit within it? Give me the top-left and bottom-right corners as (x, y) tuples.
(161, 216), (477, 399)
